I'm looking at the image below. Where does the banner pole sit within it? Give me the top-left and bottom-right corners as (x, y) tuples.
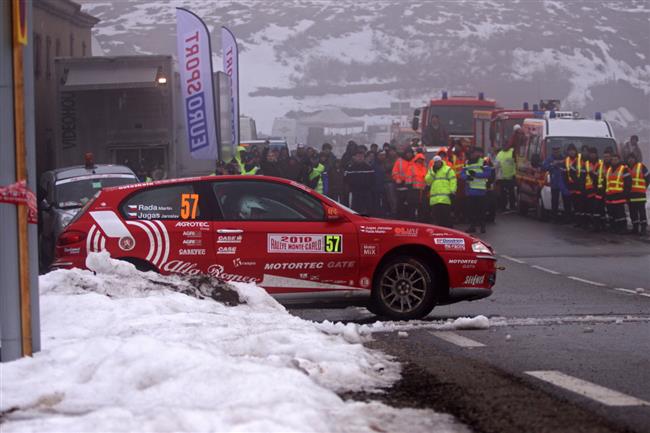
(11, 0), (32, 357)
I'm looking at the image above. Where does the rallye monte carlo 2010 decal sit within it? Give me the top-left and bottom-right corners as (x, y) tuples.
(83, 210), (365, 293)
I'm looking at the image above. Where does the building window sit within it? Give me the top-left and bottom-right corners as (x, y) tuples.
(46, 36), (52, 78)
(55, 38), (61, 57)
(33, 33), (42, 78)
(82, 41), (87, 57)
(69, 34), (74, 56)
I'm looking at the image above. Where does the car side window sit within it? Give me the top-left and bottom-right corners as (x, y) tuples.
(120, 183), (204, 220)
(211, 180), (325, 221)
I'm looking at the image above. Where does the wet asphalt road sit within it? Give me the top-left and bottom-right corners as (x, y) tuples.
(292, 213), (650, 433)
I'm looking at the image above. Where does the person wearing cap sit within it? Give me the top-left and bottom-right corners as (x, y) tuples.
(495, 132), (517, 211)
(392, 147), (415, 219)
(564, 143), (585, 226)
(425, 155), (456, 227)
(605, 153), (631, 233)
(543, 144), (569, 223)
(411, 153), (429, 221)
(626, 152), (649, 235)
(461, 147), (493, 233)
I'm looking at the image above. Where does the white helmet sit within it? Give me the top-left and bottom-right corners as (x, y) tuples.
(238, 196), (266, 219)
(513, 124), (522, 131)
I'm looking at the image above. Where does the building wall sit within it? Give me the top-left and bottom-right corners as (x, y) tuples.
(32, 0), (98, 175)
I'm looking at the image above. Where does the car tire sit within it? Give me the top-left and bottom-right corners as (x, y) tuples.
(120, 258), (157, 273)
(369, 256), (437, 320)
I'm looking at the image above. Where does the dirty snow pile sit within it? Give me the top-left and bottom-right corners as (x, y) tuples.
(0, 252), (467, 433)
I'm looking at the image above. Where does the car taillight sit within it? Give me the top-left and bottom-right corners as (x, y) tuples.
(57, 230), (86, 246)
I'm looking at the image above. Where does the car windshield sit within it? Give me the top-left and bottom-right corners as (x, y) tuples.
(546, 137), (617, 157)
(55, 175), (138, 208)
(429, 106), (486, 135)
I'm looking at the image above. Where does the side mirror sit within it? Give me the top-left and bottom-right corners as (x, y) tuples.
(411, 116), (419, 131)
(40, 198), (52, 210)
(325, 205), (343, 222)
(531, 153), (541, 168)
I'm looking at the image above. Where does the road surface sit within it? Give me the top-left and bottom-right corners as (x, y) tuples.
(293, 213), (650, 433)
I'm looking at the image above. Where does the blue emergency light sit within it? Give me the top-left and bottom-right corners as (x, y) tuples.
(442, 91), (448, 100)
(595, 112), (602, 120)
(478, 92), (485, 100)
(549, 110), (557, 118)
(523, 102), (529, 110)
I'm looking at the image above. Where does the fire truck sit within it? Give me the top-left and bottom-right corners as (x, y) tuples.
(413, 92), (497, 154)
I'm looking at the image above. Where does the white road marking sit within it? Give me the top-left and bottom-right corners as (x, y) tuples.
(500, 255), (527, 264)
(640, 293), (650, 298)
(614, 288), (638, 295)
(525, 370), (650, 407)
(430, 331), (485, 348)
(531, 265), (561, 275)
(567, 276), (606, 287)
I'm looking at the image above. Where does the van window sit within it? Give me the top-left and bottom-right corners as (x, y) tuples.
(545, 137), (617, 157)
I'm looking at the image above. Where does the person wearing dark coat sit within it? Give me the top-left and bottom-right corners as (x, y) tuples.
(326, 159), (345, 203)
(344, 149), (375, 214)
(260, 148), (284, 178)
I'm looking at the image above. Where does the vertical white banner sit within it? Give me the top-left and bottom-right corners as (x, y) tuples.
(221, 26), (239, 148)
(176, 8), (219, 160)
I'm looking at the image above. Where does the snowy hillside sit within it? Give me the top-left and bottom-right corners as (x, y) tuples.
(79, 0), (649, 141)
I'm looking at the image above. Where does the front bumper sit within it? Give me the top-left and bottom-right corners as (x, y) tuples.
(438, 287), (493, 305)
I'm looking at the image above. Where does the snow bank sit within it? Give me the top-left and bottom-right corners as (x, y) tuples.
(1, 253), (467, 433)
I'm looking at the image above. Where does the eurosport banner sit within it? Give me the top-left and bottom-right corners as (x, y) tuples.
(176, 8), (219, 160)
(221, 26), (240, 148)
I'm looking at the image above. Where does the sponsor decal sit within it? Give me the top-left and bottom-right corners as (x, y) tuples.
(217, 246), (237, 255)
(448, 259), (478, 265)
(232, 258), (255, 267)
(360, 277), (371, 288)
(163, 260), (201, 276)
(63, 247), (80, 255)
(208, 264), (259, 283)
(217, 234), (242, 243)
(267, 234), (343, 254)
(125, 204), (178, 220)
(175, 221), (210, 229)
(182, 239), (202, 246)
(118, 236), (136, 251)
(394, 227), (419, 237)
(463, 275), (485, 285)
(179, 248), (206, 256)
(427, 229), (455, 236)
(359, 225), (391, 234)
(125, 220), (171, 268)
(434, 238), (466, 250)
(362, 244), (379, 256)
(183, 230), (202, 238)
(128, 204), (174, 212)
(263, 261), (355, 271)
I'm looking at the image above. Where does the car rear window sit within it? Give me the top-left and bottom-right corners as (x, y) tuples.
(120, 183), (204, 220)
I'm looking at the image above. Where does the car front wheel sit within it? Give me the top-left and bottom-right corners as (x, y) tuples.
(369, 256), (437, 320)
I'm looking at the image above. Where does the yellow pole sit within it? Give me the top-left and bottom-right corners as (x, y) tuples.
(12, 0), (32, 357)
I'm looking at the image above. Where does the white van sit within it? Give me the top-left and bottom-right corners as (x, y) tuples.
(516, 112), (618, 218)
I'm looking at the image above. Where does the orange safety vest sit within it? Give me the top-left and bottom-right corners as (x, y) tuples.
(584, 159), (604, 193)
(450, 153), (464, 176)
(630, 162), (648, 202)
(605, 165), (626, 204)
(565, 154), (582, 183)
(392, 158), (413, 185)
(411, 159), (427, 190)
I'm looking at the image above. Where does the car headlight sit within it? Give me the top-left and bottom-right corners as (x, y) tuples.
(472, 241), (491, 254)
(60, 211), (77, 228)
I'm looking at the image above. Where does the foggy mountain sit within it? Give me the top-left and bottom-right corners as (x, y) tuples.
(80, 0), (649, 142)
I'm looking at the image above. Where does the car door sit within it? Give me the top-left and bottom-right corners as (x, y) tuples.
(116, 181), (214, 274)
(208, 179), (360, 297)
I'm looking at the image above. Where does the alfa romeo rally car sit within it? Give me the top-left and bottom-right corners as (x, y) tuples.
(52, 175), (497, 320)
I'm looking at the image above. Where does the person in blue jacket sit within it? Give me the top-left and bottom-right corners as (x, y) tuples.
(461, 147), (493, 233)
(542, 143), (570, 223)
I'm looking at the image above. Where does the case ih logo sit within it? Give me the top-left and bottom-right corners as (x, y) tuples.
(217, 235), (242, 243)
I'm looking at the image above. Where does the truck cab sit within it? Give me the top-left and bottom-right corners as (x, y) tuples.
(516, 112), (617, 218)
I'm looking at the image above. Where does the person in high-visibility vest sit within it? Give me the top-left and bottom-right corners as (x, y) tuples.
(495, 138), (517, 211)
(461, 147), (493, 234)
(626, 152), (649, 235)
(564, 143), (586, 227)
(391, 147), (415, 220)
(240, 153), (261, 176)
(411, 153), (428, 221)
(307, 156), (326, 194)
(584, 147), (606, 232)
(604, 153), (631, 233)
(233, 145), (247, 174)
(425, 156), (457, 227)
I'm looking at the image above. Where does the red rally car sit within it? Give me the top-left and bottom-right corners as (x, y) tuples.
(52, 176), (497, 320)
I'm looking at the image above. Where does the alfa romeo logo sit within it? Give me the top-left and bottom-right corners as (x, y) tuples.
(118, 236), (136, 251)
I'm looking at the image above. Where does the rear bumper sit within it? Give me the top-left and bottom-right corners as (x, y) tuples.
(438, 287), (493, 305)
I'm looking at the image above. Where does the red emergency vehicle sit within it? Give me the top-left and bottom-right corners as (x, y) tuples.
(52, 176), (498, 320)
